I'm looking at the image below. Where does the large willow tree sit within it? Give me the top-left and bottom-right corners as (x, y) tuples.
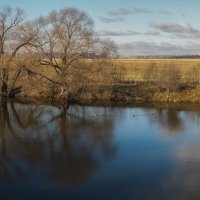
(0, 6), (118, 111)
(25, 7), (117, 110)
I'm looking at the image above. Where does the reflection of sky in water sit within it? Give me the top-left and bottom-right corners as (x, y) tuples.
(0, 102), (200, 199)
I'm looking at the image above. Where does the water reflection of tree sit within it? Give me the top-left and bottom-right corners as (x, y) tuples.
(147, 108), (184, 135)
(0, 101), (117, 186)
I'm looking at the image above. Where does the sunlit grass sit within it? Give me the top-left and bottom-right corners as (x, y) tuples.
(113, 58), (200, 82)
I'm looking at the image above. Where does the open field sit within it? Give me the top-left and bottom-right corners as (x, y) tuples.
(115, 58), (200, 82)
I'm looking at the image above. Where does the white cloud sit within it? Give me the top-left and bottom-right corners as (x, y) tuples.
(151, 22), (199, 34)
(107, 8), (155, 16)
(99, 17), (124, 23)
(118, 41), (200, 56)
(97, 30), (141, 36)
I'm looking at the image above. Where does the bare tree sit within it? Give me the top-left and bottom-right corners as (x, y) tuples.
(0, 6), (39, 98)
(23, 7), (117, 111)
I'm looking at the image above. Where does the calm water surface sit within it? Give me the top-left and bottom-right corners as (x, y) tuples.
(0, 101), (200, 200)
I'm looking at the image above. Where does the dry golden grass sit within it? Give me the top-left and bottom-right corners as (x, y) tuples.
(11, 58), (200, 103)
(113, 58), (200, 82)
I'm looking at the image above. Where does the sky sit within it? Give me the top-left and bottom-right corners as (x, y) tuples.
(1, 0), (200, 56)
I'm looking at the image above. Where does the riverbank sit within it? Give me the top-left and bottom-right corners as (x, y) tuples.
(5, 95), (200, 114)
(2, 58), (200, 104)
(14, 83), (200, 104)
(78, 84), (200, 103)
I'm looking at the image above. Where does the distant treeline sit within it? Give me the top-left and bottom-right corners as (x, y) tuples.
(122, 55), (200, 59)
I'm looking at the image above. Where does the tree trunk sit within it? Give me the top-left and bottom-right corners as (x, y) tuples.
(9, 68), (23, 98)
(1, 68), (8, 98)
(52, 92), (71, 115)
(59, 97), (70, 115)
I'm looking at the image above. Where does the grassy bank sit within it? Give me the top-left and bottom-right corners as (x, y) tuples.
(14, 58), (200, 104)
(73, 58), (200, 103)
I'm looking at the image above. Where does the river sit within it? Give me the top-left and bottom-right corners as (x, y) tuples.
(0, 101), (200, 200)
